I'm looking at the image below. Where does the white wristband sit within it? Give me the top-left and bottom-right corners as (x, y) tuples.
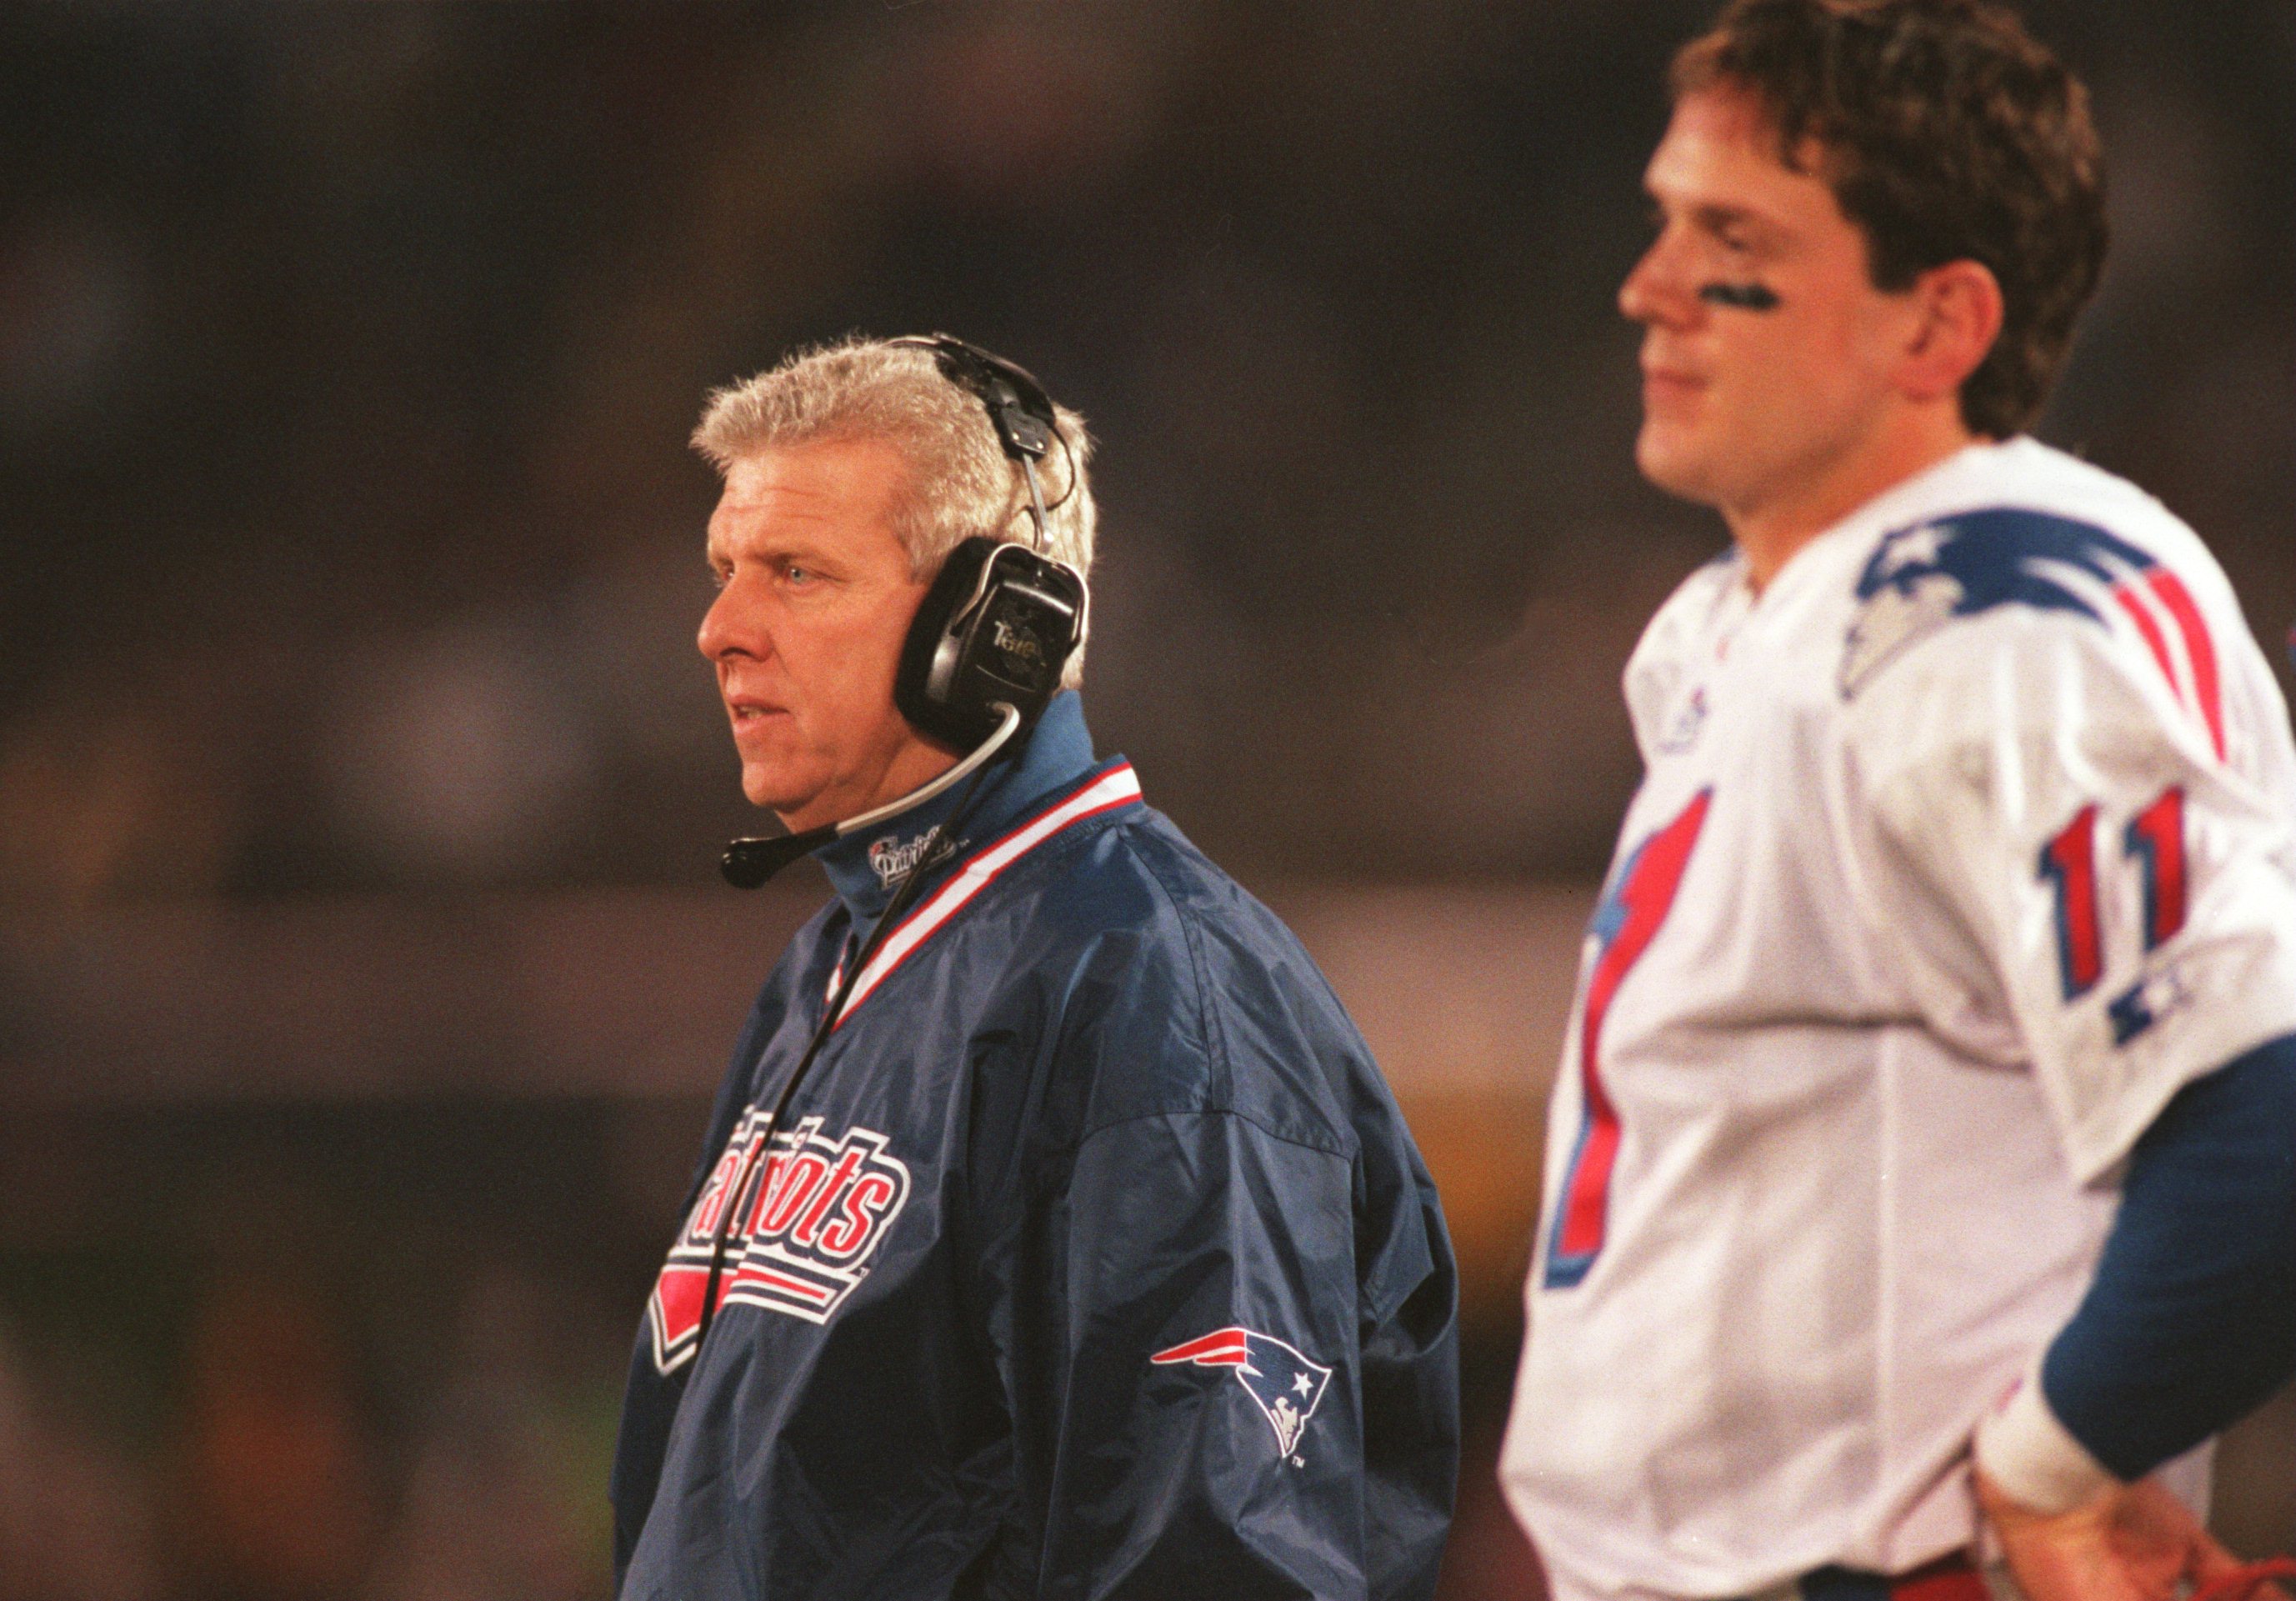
(1974, 1367), (2118, 1515)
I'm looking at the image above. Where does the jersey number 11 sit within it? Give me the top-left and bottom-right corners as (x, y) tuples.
(2038, 787), (2188, 1001)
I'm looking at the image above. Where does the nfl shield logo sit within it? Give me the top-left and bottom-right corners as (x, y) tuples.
(1152, 1326), (1333, 1459)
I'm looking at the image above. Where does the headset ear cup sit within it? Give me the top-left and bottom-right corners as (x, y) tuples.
(895, 537), (1000, 748)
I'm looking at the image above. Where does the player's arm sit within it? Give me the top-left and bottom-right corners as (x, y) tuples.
(1863, 607), (2296, 1596)
(1979, 1033), (2296, 1502)
(1973, 1034), (2296, 1600)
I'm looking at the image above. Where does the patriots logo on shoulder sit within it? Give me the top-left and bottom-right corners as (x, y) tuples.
(1839, 509), (2223, 758)
(1840, 520), (1968, 698)
(1152, 1326), (1333, 1461)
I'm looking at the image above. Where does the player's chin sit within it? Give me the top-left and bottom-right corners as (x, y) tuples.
(1633, 421), (1724, 506)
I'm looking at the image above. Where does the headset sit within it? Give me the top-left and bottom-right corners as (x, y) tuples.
(720, 334), (1090, 889)
(888, 335), (1089, 749)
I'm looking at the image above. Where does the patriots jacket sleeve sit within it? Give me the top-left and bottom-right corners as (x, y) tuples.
(974, 916), (1458, 1600)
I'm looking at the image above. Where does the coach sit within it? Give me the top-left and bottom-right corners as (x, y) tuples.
(607, 335), (1459, 1601)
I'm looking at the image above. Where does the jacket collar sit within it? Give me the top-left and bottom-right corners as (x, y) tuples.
(813, 690), (1100, 928)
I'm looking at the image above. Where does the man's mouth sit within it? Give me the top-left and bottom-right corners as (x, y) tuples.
(1640, 364), (1707, 409)
(1640, 353), (1706, 387)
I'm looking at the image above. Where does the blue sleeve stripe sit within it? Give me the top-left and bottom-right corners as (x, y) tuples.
(2041, 1032), (2296, 1479)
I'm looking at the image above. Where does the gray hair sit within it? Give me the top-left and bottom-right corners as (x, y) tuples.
(692, 335), (1097, 687)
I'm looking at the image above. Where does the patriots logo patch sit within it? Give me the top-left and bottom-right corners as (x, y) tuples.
(867, 824), (954, 888)
(1838, 510), (2225, 765)
(2109, 958), (2191, 1047)
(1152, 1327), (1333, 1461)
(1656, 684), (1710, 755)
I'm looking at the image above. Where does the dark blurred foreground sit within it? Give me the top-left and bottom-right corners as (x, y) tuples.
(0, 883), (1584, 1601)
(8, 883), (2296, 1600)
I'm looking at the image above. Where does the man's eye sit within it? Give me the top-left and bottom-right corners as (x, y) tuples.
(708, 564), (732, 590)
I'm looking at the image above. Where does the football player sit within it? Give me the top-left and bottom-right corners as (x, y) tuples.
(1501, 5), (2296, 1600)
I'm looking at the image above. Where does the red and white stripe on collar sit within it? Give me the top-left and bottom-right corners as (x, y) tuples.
(828, 763), (1141, 1030)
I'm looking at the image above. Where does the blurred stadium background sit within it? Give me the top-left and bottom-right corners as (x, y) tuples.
(0, 4), (2287, 1598)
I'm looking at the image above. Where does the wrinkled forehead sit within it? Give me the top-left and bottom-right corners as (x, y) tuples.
(705, 438), (913, 553)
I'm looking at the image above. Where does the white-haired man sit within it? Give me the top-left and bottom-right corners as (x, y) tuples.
(607, 335), (1460, 1601)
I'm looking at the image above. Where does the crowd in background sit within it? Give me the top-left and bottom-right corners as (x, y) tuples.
(3, 1), (2286, 904)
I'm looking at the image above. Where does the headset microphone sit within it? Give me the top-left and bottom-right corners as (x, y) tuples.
(718, 334), (1088, 888)
(720, 704), (1022, 888)
(718, 836), (811, 892)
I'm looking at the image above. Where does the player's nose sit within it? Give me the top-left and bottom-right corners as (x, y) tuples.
(1619, 234), (1697, 329)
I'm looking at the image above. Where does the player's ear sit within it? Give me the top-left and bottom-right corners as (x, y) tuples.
(1896, 258), (2004, 405)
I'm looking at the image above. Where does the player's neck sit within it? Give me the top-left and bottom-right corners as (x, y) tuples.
(1725, 407), (1980, 594)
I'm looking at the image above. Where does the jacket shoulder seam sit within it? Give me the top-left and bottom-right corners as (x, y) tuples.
(1109, 818), (1227, 1064)
(1111, 825), (1356, 1160)
(1073, 1103), (1353, 1162)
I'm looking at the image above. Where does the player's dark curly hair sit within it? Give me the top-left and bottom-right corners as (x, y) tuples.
(1672, 0), (2107, 438)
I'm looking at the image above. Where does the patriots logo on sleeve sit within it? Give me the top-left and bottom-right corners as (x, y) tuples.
(1153, 1327), (1333, 1461)
(1839, 509), (2225, 758)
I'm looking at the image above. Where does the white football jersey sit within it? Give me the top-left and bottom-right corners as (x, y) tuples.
(1501, 438), (2296, 1601)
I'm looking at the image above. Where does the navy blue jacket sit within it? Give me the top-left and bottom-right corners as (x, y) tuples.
(610, 695), (1458, 1600)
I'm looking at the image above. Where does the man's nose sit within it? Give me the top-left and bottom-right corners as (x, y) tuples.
(1618, 232), (1699, 329)
(697, 578), (763, 664)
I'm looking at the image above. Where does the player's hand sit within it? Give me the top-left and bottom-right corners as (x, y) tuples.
(1974, 1466), (2272, 1601)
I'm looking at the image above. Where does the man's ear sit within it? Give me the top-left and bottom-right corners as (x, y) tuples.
(1898, 258), (2005, 405)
